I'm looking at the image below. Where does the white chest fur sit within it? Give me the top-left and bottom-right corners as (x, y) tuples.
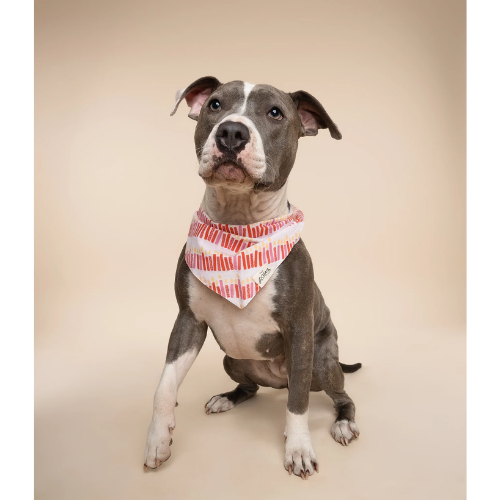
(188, 271), (281, 360)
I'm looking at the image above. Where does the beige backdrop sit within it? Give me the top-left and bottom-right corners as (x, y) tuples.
(35, 0), (466, 498)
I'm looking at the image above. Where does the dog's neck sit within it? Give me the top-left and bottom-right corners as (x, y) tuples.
(201, 182), (289, 225)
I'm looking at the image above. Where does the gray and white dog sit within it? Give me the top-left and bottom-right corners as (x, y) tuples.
(144, 77), (361, 479)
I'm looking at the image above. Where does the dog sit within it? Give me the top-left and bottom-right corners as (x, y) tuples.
(143, 77), (361, 479)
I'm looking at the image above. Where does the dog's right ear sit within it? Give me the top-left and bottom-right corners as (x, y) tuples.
(170, 76), (222, 121)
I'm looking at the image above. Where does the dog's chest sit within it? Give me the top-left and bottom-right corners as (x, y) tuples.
(188, 271), (283, 360)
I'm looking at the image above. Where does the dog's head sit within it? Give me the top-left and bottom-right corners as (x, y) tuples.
(171, 77), (341, 192)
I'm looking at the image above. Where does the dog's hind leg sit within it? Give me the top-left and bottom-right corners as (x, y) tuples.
(205, 356), (259, 414)
(312, 320), (360, 446)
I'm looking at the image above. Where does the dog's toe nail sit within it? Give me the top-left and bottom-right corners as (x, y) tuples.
(305, 471), (309, 480)
(288, 465), (292, 475)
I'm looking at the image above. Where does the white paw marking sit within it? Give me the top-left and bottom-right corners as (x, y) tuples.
(144, 421), (173, 469)
(284, 433), (318, 478)
(205, 395), (236, 414)
(144, 350), (199, 470)
(283, 410), (318, 479)
(331, 419), (360, 446)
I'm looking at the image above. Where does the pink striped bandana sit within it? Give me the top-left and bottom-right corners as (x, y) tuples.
(185, 205), (305, 308)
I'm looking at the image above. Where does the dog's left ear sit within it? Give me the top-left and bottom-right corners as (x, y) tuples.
(170, 76), (222, 121)
(289, 90), (342, 139)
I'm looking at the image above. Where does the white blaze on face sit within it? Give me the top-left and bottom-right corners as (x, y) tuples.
(239, 82), (255, 114)
(199, 82), (267, 182)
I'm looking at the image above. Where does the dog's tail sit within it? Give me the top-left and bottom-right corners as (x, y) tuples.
(340, 362), (362, 373)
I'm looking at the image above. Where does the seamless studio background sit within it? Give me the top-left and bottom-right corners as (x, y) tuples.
(35, 0), (466, 498)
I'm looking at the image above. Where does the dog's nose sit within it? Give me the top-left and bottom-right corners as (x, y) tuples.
(215, 122), (250, 153)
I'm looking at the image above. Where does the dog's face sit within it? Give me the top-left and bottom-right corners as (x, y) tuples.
(171, 77), (341, 192)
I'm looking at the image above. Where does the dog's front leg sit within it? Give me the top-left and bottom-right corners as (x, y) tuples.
(283, 316), (318, 480)
(144, 309), (207, 470)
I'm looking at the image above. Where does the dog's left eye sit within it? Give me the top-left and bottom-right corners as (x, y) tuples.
(268, 107), (283, 120)
(209, 99), (221, 111)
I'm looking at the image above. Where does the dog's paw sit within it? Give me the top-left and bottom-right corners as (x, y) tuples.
(331, 419), (359, 446)
(205, 395), (235, 414)
(143, 422), (174, 470)
(283, 434), (319, 479)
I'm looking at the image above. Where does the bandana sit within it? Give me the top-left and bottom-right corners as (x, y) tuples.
(185, 205), (305, 308)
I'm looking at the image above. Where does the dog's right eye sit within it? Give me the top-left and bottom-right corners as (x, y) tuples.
(209, 99), (221, 111)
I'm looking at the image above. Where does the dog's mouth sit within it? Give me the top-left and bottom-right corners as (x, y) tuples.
(210, 159), (249, 183)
